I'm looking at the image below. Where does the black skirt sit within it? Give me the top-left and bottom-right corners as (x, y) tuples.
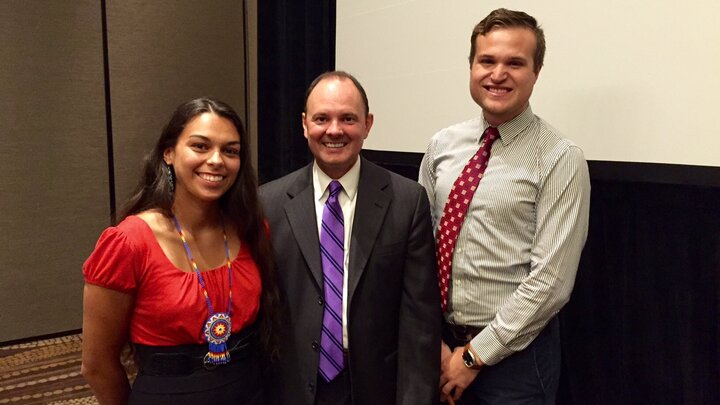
(129, 326), (264, 404)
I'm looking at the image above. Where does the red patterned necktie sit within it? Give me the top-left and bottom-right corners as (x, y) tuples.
(436, 126), (499, 312)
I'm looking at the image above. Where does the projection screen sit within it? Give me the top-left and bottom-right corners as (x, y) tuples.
(336, 0), (720, 167)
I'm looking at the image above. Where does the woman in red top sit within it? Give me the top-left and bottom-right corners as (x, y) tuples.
(81, 98), (280, 404)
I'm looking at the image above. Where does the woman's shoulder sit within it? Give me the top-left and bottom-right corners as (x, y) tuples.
(83, 215), (154, 293)
(132, 209), (167, 231)
(97, 211), (171, 256)
(91, 215), (149, 253)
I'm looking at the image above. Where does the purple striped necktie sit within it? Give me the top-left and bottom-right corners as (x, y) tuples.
(318, 180), (345, 381)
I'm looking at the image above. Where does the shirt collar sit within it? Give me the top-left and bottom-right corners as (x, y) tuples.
(312, 158), (361, 201)
(481, 105), (535, 146)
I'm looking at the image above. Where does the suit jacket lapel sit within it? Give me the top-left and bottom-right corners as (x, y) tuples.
(348, 158), (391, 301)
(284, 165), (324, 288)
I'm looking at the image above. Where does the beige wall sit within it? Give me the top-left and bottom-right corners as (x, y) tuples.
(107, 1), (248, 204)
(0, 1), (255, 343)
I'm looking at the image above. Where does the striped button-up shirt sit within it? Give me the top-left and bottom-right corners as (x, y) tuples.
(419, 106), (590, 365)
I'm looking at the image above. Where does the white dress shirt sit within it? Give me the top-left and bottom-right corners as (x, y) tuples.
(312, 158), (361, 348)
(419, 106), (590, 365)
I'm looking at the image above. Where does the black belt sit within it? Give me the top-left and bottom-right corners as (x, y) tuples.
(135, 325), (258, 376)
(443, 321), (484, 344)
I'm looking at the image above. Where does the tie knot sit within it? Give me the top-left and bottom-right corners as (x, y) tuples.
(328, 180), (343, 198)
(484, 126), (499, 144)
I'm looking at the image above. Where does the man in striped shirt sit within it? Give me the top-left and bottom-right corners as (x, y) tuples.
(419, 8), (591, 404)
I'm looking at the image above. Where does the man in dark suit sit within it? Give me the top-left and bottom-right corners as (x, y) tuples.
(260, 71), (440, 405)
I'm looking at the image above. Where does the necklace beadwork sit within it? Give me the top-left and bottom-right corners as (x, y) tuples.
(172, 216), (233, 368)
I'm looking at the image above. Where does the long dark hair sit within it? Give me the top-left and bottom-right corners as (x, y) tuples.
(121, 97), (281, 358)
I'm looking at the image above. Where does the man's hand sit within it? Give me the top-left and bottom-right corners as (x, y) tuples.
(439, 342), (453, 401)
(440, 345), (483, 402)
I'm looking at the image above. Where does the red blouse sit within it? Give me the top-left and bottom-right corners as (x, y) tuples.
(83, 215), (261, 346)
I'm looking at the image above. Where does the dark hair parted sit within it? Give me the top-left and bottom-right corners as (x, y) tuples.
(469, 8), (545, 73)
(304, 70), (370, 117)
(121, 97), (282, 359)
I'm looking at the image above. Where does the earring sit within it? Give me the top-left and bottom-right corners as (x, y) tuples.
(165, 163), (175, 193)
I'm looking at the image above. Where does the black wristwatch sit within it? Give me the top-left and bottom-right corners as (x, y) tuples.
(462, 343), (482, 370)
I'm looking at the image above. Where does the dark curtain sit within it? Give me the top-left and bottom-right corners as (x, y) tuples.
(257, 0), (335, 183)
(558, 180), (720, 404)
(364, 151), (720, 404)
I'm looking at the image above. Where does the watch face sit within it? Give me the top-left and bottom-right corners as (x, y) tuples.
(462, 350), (474, 368)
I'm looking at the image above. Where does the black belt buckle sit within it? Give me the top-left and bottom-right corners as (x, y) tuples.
(459, 328), (475, 343)
(452, 326), (476, 343)
(444, 322), (483, 344)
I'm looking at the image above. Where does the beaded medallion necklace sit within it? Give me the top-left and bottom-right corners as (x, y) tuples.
(172, 216), (233, 367)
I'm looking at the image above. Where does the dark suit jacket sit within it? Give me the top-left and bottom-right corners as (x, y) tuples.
(260, 157), (441, 405)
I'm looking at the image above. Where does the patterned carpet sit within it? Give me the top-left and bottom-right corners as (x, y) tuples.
(0, 334), (98, 404)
